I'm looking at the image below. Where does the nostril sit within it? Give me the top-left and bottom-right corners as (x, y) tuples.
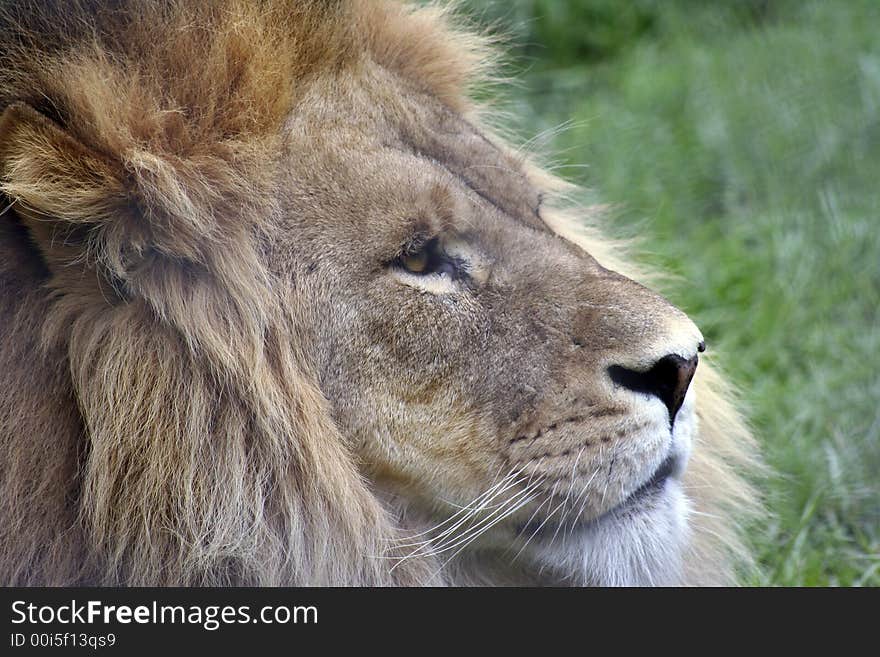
(607, 353), (699, 426)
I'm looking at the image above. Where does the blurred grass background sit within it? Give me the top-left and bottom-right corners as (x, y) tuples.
(460, 0), (880, 585)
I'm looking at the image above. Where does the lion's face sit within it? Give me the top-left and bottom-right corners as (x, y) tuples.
(0, 0), (760, 587)
(274, 78), (705, 585)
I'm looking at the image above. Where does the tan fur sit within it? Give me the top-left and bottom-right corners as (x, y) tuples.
(0, 1), (761, 586)
(543, 207), (764, 584)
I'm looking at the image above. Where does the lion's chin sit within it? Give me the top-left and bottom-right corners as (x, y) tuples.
(528, 479), (691, 586)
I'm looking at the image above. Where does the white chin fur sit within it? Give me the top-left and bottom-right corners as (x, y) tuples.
(532, 388), (697, 586)
(533, 480), (691, 586)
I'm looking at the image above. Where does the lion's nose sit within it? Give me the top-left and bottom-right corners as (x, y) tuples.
(607, 344), (703, 425)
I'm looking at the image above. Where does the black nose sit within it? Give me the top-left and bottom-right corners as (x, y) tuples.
(607, 353), (699, 425)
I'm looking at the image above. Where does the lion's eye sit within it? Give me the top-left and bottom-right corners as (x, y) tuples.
(401, 250), (429, 274)
(395, 237), (464, 279)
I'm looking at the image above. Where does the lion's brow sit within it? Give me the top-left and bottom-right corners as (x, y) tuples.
(383, 137), (546, 234)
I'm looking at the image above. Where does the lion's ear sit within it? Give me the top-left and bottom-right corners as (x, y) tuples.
(0, 102), (130, 280)
(1, 100), (274, 382)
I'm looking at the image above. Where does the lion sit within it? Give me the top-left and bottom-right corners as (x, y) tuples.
(0, 0), (761, 586)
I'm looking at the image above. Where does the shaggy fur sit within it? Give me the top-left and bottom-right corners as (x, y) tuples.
(0, 0), (761, 586)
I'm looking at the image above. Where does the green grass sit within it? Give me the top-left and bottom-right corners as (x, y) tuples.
(463, 0), (880, 585)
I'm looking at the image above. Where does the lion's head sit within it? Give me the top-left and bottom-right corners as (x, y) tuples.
(0, 0), (761, 586)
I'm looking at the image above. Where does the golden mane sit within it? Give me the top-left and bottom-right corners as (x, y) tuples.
(0, 0), (760, 585)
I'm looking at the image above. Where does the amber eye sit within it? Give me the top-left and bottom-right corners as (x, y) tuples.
(394, 237), (465, 279)
(401, 249), (429, 274)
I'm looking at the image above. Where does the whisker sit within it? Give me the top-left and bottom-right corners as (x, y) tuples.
(425, 473), (529, 551)
(511, 491), (566, 560)
(439, 491), (541, 569)
(431, 485), (543, 575)
(388, 471), (533, 571)
(570, 464), (604, 534)
(509, 491), (554, 563)
(387, 466), (516, 547)
(429, 478), (544, 555)
(553, 445), (587, 541)
(433, 482), (540, 554)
